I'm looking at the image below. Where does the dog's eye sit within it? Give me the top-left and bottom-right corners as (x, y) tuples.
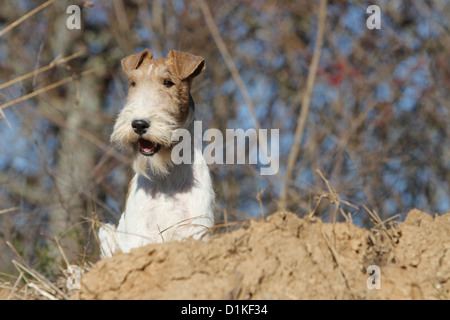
(129, 80), (137, 87)
(163, 80), (175, 88)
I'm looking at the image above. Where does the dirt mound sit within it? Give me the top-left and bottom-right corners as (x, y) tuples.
(80, 209), (450, 300)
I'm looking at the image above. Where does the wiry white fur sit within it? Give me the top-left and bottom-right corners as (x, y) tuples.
(99, 51), (214, 258)
(99, 143), (214, 257)
(110, 98), (180, 178)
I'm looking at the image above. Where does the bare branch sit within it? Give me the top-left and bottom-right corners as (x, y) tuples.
(0, 68), (96, 111)
(278, 0), (328, 211)
(0, 0), (57, 38)
(0, 51), (85, 91)
(197, 0), (261, 131)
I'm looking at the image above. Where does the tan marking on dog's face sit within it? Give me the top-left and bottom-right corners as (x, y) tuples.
(111, 49), (205, 178)
(126, 58), (192, 126)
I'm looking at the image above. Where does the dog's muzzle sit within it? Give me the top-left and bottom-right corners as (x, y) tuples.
(131, 120), (162, 156)
(138, 138), (161, 156)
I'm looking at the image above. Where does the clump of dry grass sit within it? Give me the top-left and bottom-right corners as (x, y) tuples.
(0, 213), (102, 300)
(0, 3), (99, 300)
(0, 0), (57, 38)
(0, 240), (92, 300)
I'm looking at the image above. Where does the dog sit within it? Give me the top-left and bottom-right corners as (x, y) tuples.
(99, 49), (215, 258)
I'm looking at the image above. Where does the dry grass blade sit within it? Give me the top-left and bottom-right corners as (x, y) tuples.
(256, 189), (265, 220)
(55, 237), (71, 271)
(6, 241), (26, 265)
(40, 231), (93, 260)
(0, 108), (12, 128)
(6, 272), (24, 300)
(157, 215), (213, 240)
(11, 259), (69, 300)
(362, 204), (399, 245)
(84, 214), (104, 252)
(5, 241), (69, 300)
(27, 283), (57, 300)
(196, 0), (271, 169)
(309, 169), (358, 222)
(0, 0), (57, 37)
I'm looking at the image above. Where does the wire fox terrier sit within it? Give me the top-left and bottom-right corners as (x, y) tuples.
(99, 49), (215, 258)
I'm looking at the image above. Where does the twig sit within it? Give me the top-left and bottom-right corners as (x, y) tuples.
(0, 68), (96, 111)
(40, 232), (94, 259)
(321, 228), (354, 299)
(6, 241), (27, 265)
(0, 0), (57, 38)
(256, 189), (265, 220)
(362, 205), (399, 245)
(197, 0), (277, 180)
(0, 51), (85, 91)
(0, 207), (19, 215)
(0, 108), (12, 129)
(55, 237), (71, 271)
(278, 0), (328, 211)
(36, 105), (131, 166)
(27, 283), (57, 300)
(12, 259), (69, 300)
(309, 169), (357, 221)
(7, 272), (23, 300)
(197, 0), (261, 131)
(112, 0), (130, 36)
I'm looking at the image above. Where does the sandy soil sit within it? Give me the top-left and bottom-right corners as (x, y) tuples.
(79, 209), (450, 300)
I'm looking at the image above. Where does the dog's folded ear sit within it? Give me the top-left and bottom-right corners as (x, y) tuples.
(121, 49), (153, 74)
(168, 50), (206, 81)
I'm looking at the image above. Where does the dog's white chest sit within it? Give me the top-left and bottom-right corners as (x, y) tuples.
(99, 49), (213, 258)
(124, 178), (201, 241)
(99, 155), (214, 257)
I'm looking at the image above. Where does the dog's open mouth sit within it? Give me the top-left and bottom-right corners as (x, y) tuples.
(138, 138), (161, 156)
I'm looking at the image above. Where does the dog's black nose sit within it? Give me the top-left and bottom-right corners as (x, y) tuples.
(132, 119), (150, 135)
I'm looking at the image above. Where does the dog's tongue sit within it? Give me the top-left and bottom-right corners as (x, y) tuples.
(138, 138), (155, 152)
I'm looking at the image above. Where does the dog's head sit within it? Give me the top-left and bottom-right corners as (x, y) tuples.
(111, 49), (205, 178)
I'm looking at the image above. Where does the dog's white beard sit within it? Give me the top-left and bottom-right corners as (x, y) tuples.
(133, 147), (174, 179)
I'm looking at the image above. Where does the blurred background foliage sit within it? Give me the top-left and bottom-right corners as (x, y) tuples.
(0, 0), (449, 276)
